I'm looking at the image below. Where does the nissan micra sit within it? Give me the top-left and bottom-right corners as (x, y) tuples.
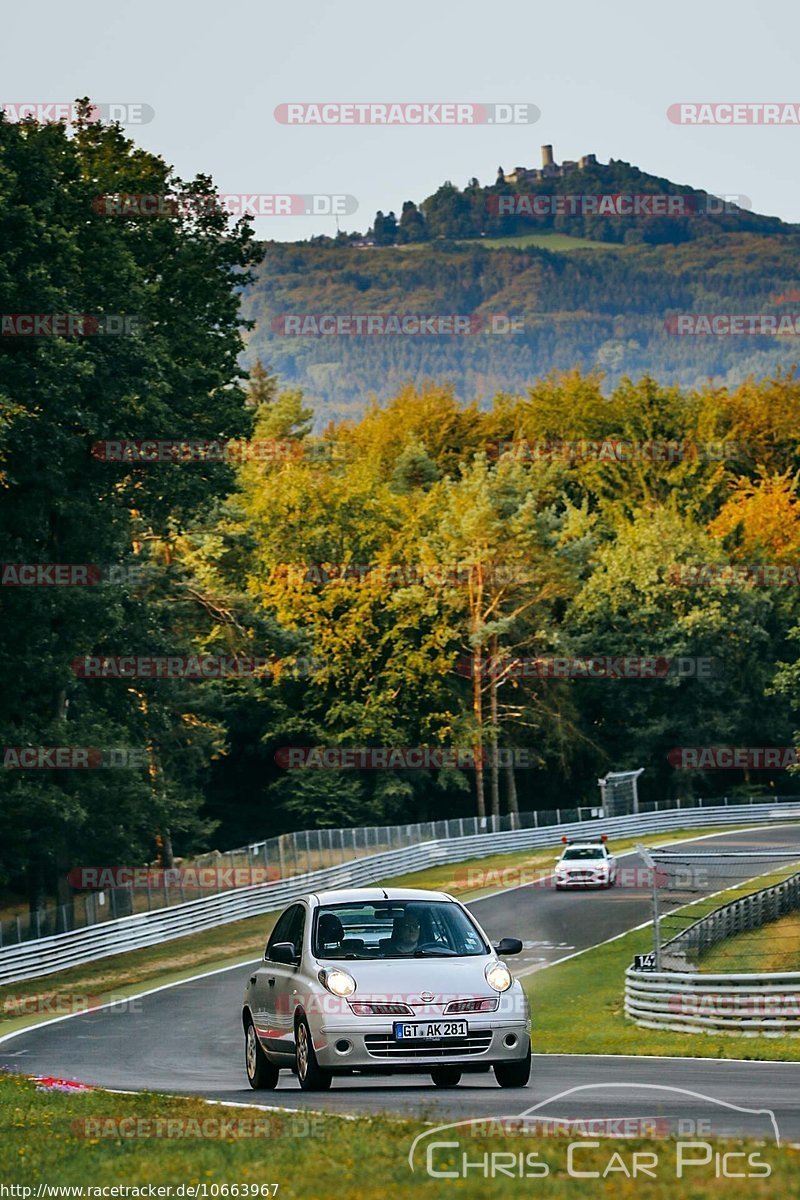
(242, 887), (531, 1091)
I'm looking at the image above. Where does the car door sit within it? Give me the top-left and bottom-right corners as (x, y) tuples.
(259, 903), (306, 1060)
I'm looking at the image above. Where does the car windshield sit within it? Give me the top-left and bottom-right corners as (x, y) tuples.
(562, 847), (605, 860)
(313, 900), (488, 959)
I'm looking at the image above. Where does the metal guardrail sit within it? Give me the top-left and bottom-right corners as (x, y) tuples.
(1, 800), (799, 987)
(663, 871), (800, 962)
(1, 804), (603, 946)
(626, 865), (800, 1035)
(625, 968), (800, 1035)
(5, 793), (797, 948)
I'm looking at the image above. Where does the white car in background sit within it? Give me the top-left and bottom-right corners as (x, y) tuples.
(242, 887), (531, 1092)
(554, 835), (618, 889)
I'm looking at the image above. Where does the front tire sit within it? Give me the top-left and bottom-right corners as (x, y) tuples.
(296, 1016), (332, 1092)
(245, 1018), (279, 1090)
(494, 1042), (531, 1088)
(431, 1066), (462, 1088)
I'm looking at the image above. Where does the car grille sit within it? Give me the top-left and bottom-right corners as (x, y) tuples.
(364, 1032), (493, 1059)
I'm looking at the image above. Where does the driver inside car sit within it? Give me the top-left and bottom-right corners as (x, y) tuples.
(382, 911), (422, 955)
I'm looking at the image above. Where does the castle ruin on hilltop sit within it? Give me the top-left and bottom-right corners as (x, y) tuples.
(502, 145), (598, 186)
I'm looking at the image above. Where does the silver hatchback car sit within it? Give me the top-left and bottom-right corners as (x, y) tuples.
(242, 887), (531, 1091)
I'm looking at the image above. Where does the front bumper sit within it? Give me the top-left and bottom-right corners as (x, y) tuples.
(312, 1020), (530, 1070)
(555, 872), (609, 887)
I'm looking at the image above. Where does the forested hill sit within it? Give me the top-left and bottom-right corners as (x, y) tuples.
(388, 155), (790, 247)
(241, 231), (800, 424)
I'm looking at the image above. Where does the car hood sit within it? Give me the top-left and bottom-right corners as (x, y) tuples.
(316, 953), (498, 1003)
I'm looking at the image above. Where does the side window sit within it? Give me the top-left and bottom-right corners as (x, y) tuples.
(266, 906), (297, 960)
(284, 905), (306, 957)
(265, 904), (305, 961)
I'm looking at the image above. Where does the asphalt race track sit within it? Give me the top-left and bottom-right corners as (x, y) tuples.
(2, 825), (800, 1140)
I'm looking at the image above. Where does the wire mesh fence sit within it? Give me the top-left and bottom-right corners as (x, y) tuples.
(2, 791), (798, 949)
(639, 845), (800, 973)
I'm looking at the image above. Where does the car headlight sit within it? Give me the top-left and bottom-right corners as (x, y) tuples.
(485, 961), (512, 992)
(318, 967), (356, 997)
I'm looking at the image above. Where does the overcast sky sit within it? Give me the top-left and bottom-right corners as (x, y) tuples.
(3, 0), (800, 240)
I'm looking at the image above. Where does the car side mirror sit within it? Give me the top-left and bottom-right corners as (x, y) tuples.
(270, 941), (298, 964)
(495, 937), (523, 956)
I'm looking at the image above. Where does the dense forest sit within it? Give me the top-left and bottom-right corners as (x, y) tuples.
(242, 233), (800, 422)
(3, 110), (800, 911)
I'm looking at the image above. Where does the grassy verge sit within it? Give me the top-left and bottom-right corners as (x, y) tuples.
(526, 923), (799, 1060)
(458, 232), (614, 251)
(700, 911), (800, 973)
(0, 823), (770, 1036)
(0, 1071), (794, 1197)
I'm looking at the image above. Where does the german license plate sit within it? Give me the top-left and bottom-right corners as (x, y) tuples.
(393, 1020), (468, 1041)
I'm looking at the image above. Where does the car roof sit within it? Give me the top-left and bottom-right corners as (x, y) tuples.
(309, 887), (452, 905)
(560, 842), (608, 851)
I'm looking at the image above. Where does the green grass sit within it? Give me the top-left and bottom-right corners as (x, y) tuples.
(393, 231), (614, 252)
(525, 860), (800, 1059)
(526, 923), (799, 1060)
(458, 231), (614, 251)
(0, 823), (761, 1037)
(0, 1071), (794, 1197)
(700, 911), (800, 973)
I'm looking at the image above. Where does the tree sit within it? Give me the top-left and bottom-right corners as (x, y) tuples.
(0, 100), (261, 909)
(398, 200), (427, 244)
(372, 210), (398, 245)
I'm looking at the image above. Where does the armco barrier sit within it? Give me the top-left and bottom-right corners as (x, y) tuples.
(1, 801), (799, 986)
(626, 864), (800, 1036)
(625, 967), (800, 1036)
(664, 871), (800, 961)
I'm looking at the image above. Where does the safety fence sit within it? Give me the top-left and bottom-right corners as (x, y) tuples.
(1, 799), (798, 986)
(3, 792), (796, 948)
(625, 967), (800, 1036)
(626, 863), (800, 1035)
(664, 870), (800, 961)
